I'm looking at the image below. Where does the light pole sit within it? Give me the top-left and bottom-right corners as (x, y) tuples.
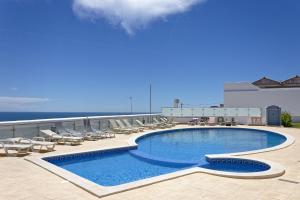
(129, 96), (133, 114)
(149, 84), (152, 123)
(129, 96), (133, 124)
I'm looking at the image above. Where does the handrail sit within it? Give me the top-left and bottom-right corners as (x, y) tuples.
(162, 107), (262, 117)
(0, 113), (161, 126)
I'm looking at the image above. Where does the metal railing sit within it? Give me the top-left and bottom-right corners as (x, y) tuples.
(162, 107), (262, 117)
(0, 114), (161, 139)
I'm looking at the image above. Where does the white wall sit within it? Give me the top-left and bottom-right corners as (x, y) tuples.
(224, 83), (300, 122)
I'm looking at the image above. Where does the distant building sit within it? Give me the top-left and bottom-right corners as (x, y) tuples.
(224, 76), (300, 122)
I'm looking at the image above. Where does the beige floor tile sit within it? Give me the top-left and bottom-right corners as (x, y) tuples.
(0, 126), (300, 200)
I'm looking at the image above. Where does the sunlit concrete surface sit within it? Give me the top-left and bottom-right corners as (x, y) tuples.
(1, 125), (299, 200)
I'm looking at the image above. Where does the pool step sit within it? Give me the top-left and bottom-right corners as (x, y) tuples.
(129, 150), (197, 167)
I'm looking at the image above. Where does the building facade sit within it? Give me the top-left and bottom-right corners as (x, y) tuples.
(224, 76), (300, 123)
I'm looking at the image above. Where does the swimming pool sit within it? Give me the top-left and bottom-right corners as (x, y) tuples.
(136, 128), (286, 164)
(44, 128), (287, 187)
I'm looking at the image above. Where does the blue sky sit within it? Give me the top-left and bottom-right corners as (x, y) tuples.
(0, 0), (299, 112)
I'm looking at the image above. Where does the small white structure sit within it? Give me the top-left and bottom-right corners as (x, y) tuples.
(173, 99), (180, 108)
(224, 76), (300, 123)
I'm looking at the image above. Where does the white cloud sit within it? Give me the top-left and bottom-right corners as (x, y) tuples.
(73, 0), (206, 34)
(0, 97), (49, 111)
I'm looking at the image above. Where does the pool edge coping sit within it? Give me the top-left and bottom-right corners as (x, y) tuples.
(128, 126), (295, 157)
(25, 126), (294, 198)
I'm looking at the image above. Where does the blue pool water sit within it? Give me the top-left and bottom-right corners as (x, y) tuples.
(202, 158), (271, 172)
(136, 128), (286, 164)
(46, 149), (191, 186)
(46, 128), (286, 186)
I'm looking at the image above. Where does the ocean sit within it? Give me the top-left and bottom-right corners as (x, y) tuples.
(0, 112), (145, 122)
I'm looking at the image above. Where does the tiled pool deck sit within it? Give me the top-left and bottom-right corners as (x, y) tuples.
(1, 125), (300, 200)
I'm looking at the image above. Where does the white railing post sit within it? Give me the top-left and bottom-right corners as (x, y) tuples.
(12, 125), (15, 138)
(37, 124), (40, 137)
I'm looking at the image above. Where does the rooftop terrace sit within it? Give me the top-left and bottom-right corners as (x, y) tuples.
(1, 125), (300, 200)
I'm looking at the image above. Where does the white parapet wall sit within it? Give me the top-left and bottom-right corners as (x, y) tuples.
(0, 114), (161, 139)
(224, 82), (300, 122)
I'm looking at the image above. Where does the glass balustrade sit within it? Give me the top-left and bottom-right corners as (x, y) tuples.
(162, 107), (261, 117)
(0, 114), (160, 139)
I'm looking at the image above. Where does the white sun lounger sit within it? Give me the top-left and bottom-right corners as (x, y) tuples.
(14, 137), (56, 152)
(66, 128), (97, 141)
(40, 130), (83, 145)
(84, 129), (106, 140)
(55, 122), (84, 137)
(109, 120), (132, 134)
(0, 140), (32, 156)
(122, 119), (144, 132)
(54, 122), (94, 141)
(116, 119), (138, 133)
(153, 118), (169, 128)
(135, 119), (157, 129)
(84, 119), (107, 139)
(91, 127), (115, 138)
(160, 117), (176, 127)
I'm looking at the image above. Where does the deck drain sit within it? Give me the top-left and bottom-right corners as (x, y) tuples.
(278, 179), (299, 184)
